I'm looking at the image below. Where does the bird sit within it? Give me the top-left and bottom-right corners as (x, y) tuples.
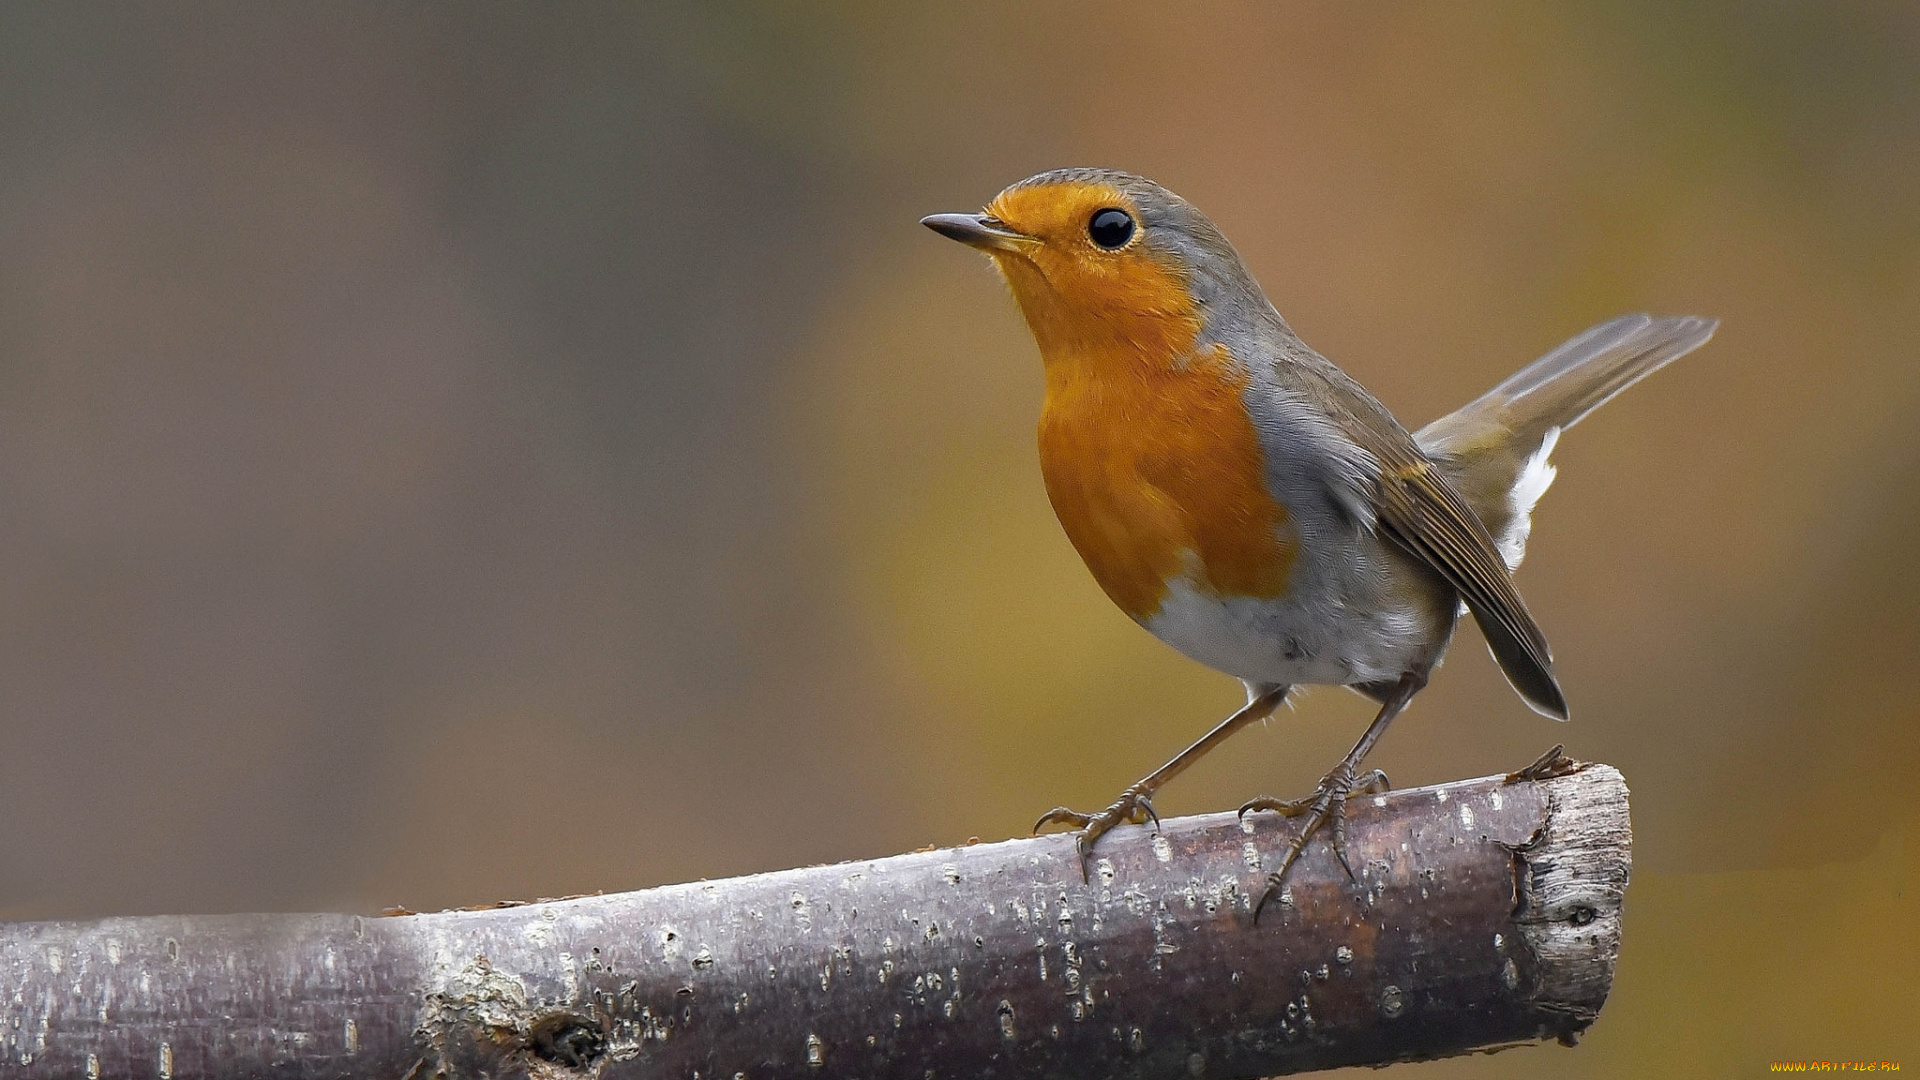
(922, 168), (1715, 908)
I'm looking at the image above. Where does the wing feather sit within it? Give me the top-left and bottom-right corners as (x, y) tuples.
(1277, 351), (1568, 719)
(1372, 447), (1567, 718)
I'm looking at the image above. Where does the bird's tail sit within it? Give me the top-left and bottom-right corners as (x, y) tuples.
(1417, 314), (1718, 569)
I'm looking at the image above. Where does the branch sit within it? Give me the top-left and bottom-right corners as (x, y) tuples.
(1, 759), (1629, 1079)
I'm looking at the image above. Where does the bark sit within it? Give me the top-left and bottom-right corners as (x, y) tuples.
(0, 759), (1629, 1080)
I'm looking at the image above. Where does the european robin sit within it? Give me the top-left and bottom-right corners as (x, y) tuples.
(923, 168), (1715, 906)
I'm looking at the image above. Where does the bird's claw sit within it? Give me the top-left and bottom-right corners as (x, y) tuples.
(1033, 786), (1159, 880)
(1505, 744), (1584, 783)
(1241, 767), (1388, 922)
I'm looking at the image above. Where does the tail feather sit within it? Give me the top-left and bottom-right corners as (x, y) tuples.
(1470, 313), (1718, 444)
(1417, 313), (1718, 571)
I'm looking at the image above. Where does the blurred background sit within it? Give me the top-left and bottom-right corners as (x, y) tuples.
(0, 1), (1913, 1073)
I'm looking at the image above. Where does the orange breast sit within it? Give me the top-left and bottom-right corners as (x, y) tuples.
(1038, 341), (1298, 623)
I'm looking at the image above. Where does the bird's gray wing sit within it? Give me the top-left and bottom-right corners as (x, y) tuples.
(1294, 356), (1568, 719)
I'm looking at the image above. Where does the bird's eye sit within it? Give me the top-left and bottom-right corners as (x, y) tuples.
(1088, 208), (1135, 249)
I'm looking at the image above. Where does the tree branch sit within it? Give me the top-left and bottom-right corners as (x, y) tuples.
(1, 759), (1629, 1079)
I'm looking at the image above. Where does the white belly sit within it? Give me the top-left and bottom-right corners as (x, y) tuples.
(1141, 562), (1449, 688)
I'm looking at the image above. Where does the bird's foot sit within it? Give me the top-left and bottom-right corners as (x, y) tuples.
(1504, 743), (1585, 783)
(1034, 784), (1159, 880)
(1238, 765), (1389, 921)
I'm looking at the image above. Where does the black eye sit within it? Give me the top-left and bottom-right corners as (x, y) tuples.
(1088, 208), (1135, 249)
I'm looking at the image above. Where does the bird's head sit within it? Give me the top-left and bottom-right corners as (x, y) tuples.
(923, 169), (1265, 368)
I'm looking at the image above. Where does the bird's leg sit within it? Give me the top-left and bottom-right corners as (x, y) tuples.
(1036, 682), (1290, 879)
(1240, 671), (1427, 920)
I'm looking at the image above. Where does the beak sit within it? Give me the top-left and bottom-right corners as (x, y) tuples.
(920, 213), (1038, 253)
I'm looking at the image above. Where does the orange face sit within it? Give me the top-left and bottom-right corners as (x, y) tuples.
(928, 177), (1298, 623)
(980, 181), (1202, 375)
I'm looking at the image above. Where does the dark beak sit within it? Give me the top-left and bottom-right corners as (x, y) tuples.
(920, 213), (1038, 253)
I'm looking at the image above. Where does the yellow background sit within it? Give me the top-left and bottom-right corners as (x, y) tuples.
(0, 3), (1912, 1073)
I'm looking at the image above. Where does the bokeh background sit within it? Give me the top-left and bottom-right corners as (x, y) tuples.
(1, 2), (1914, 1073)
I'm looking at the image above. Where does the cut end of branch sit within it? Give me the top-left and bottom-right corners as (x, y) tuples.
(1510, 763), (1632, 1044)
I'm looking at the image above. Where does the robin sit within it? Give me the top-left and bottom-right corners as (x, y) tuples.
(923, 168), (1715, 907)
